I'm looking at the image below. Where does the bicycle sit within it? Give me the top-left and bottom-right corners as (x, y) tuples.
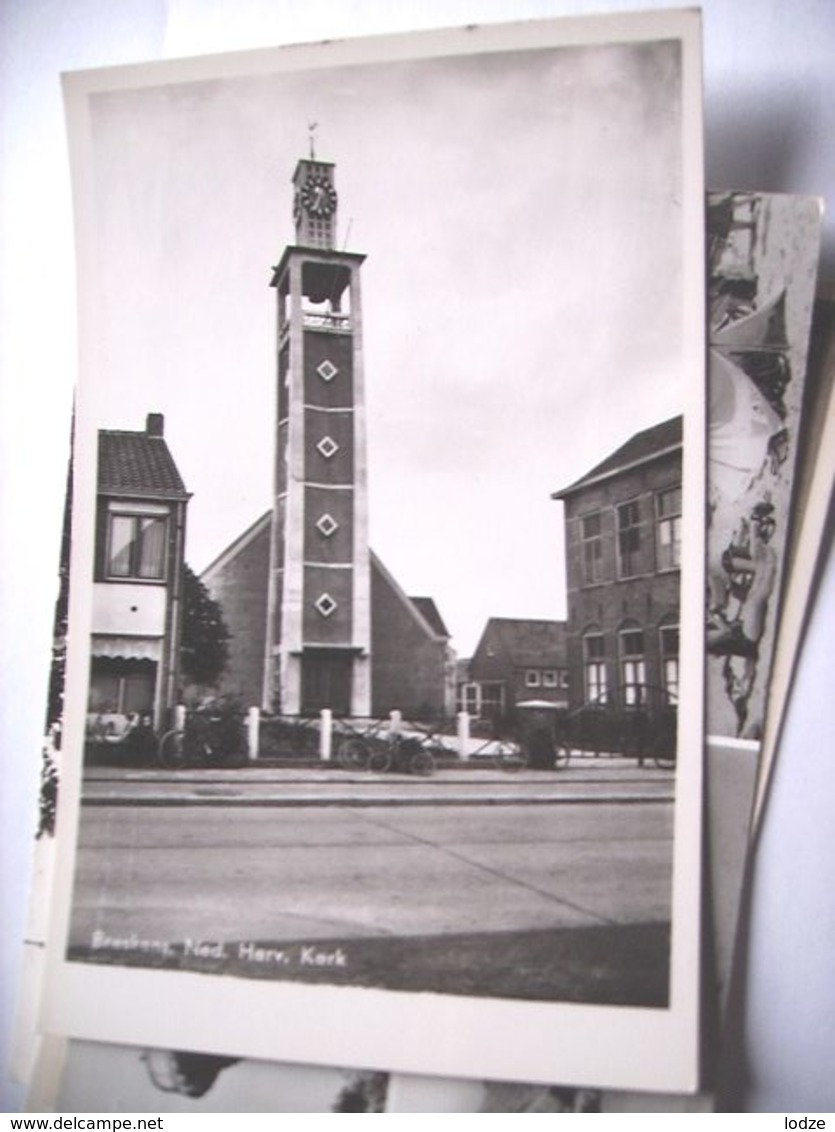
(496, 739), (528, 771)
(336, 735), (374, 771)
(157, 711), (247, 770)
(367, 734), (436, 777)
(334, 729), (438, 776)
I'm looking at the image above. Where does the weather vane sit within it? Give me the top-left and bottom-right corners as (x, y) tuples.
(308, 121), (318, 160)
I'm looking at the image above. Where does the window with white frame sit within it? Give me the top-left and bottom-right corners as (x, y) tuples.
(583, 632), (607, 704)
(659, 624), (680, 703)
(480, 683), (505, 720)
(458, 682), (481, 717)
(525, 670), (541, 688)
(619, 628), (646, 706)
(656, 486), (682, 571)
(542, 670), (557, 688)
(581, 511), (604, 585)
(107, 512), (167, 581)
(616, 499), (642, 578)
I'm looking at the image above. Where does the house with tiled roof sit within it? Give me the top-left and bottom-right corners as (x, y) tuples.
(551, 416), (682, 712)
(458, 618), (568, 723)
(88, 413), (190, 732)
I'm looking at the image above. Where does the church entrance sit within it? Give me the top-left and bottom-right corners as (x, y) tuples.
(300, 650), (353, 716)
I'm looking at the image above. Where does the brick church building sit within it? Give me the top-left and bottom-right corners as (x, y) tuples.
(202, 154), (453, 719)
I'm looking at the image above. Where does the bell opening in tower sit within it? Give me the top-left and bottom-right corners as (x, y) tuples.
(301, 262), (352, 330)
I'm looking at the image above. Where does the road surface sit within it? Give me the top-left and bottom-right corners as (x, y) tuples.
(69, 789), (673, 945)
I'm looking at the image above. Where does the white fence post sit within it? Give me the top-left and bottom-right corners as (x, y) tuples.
(320, 709), (333, 761)
(247, 706), (260, 762)
(389, 709), (402, 736)
(457, 711), (470, 760)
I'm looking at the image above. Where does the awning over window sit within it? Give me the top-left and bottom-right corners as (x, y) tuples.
(90, 635), (162, 662)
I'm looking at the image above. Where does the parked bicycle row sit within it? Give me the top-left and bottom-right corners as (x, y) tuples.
(85, 696), (676, 773)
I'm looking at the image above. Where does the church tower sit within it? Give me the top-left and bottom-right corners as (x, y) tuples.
(264, 152), (371, 716)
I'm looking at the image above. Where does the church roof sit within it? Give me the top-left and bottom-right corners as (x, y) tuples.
(409, 597), (450, 640)
(201, 511), (271, 582)
(98, 414), (189, 501)
(551, 415), (682, 499)
(473, 618), (567, 669)
(370, 551), (450, 643)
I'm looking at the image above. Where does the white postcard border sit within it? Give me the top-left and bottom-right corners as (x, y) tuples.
(43, 9), (705, 1092)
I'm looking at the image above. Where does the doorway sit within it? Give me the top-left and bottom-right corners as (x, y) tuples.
(300, 650), (353, 716)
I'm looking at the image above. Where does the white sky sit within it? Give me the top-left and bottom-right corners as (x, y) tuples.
(80, 34), (684, 655)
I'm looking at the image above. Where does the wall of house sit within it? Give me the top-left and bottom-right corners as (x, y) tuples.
(91, 583), (167, 637)
(562, 451), (681, 710)
(203, 518), (271, 709)
(468, 622), (568, 720)
(510, 666), (569, 709)
(370, 561), (449, 719)
(91, 493), (187, 729)
(468, 624), (506, 684)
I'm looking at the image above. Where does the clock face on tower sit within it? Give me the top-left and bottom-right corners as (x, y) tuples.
(300, 174), (337, 219)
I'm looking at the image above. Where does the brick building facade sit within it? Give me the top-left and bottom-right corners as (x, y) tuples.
(552, 417), (682, 713)
(457, 618), (568, 723)
(201, 512), (453, 718)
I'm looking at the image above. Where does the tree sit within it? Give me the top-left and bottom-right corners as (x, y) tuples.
(46, 434), (73, 735)
(180, 564), (231, 688)
(40, 424), (74, 836)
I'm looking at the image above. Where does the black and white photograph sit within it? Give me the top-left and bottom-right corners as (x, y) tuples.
(42, 11), (705, 1091)
(49, 1040), (389, 1113)
(706, 190), (822, 742)
(387, 1069), (713, 1112)
(701, 191), (822, 1004)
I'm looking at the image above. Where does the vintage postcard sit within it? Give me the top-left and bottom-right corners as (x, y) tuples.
(43, 11), (705, 1090)
(32, 1038), (388, 1113)
(752, 288), (835, 830)
(703, 192), (822, 1004)
(706, 191), (822, 743)
(387, 1070), (711, 1113)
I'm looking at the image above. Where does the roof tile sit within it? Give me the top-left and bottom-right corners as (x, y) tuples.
(98, 429), (189, 500)
(552, 415), (682, 498)
(409, 596), (450, 639)
(478, 618), (567, 667)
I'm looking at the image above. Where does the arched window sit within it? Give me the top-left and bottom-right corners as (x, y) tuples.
(659, 622), (680, 703)
(582, 629), (607, 704)
(619, 625), (646, 706)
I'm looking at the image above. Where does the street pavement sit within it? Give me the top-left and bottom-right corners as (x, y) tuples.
(80, 754), (675, 808)
(68, 758), (676, 1003)
(70, 759), (674, 948)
